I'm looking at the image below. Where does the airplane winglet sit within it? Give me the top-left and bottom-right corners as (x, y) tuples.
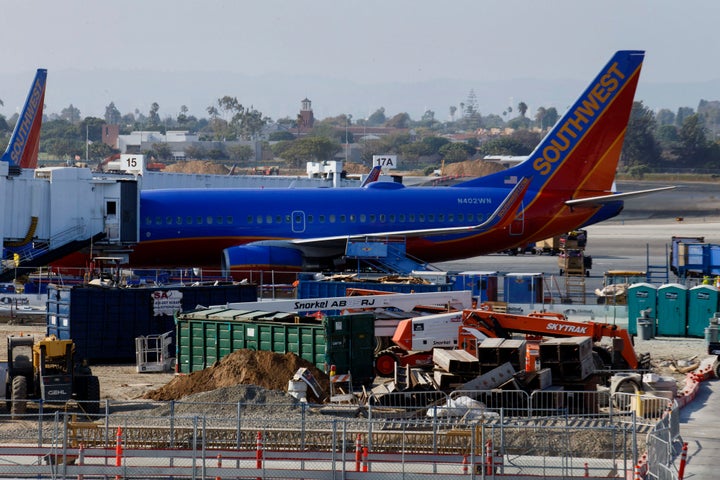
(469, 176), (531, 232)
(1, 68), (47, 169)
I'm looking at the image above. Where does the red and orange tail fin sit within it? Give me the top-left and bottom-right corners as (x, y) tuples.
(1, 68), (47, 169)
(455, 50), (644, 200)
(361, 165), (383, 187)
(532, 50), (645, 197)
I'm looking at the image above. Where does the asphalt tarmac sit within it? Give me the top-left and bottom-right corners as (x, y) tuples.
(679, 379), (720, 480)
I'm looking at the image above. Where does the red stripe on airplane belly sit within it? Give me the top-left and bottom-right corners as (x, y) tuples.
(405, 207), (596, 262)
(130, 238), (251, 268)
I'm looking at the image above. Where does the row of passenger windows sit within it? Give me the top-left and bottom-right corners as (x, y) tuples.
(146, 215), (234, 226)
(145, 212), (482, 226)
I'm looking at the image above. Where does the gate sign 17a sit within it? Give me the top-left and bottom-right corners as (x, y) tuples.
(372, 155), (398, 170)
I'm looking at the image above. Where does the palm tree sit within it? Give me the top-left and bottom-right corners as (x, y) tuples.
(518, 102), (528, 117)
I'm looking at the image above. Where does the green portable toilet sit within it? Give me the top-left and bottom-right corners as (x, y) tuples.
(688, 284), (719, 338)
(657, 283), (688, 336)
(627, 283), (658, 336)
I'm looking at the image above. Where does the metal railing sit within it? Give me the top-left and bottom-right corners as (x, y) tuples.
(0, 388), (687, 479)
(0, 407), (638, 479)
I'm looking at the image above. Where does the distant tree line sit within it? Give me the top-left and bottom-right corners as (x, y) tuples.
(1, 89), (720, 175)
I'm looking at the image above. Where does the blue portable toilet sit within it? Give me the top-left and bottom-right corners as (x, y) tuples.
(503, 273), (543, 305)
(657, 283), (688, 336)
(627, 283), (658, 336)
(455, 271), (499, 303)
(688, 284), (719, 338)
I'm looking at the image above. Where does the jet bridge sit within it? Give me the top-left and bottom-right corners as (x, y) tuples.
(0, 163), (139, 279)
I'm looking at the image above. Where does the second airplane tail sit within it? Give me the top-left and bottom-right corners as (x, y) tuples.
(1, 68), (47, 170)
(360, 165), (383, 187)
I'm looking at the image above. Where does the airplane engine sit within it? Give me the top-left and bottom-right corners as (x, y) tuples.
(222, 244), (303, 279)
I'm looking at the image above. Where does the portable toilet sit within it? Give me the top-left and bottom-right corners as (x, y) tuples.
(627, 283), (658, 336)
(656, 283), (688, 336)
(455, 271), (499, 303)
(688, 284), (719, 338)
(503, 273), (544, 305)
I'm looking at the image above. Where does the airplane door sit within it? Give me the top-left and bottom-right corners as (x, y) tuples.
(104, 199), (120, 242)
(509, 203), (525, 235)
(119, 180), (139, 243)
(292, 210), (306, 233)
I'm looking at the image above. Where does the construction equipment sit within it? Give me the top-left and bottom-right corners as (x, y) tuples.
(5, 334), (100, 416)
(556, 230), (590, 303)
(377, 303), (647, 377)
(557, 249), (591, 276)
(374, 311), (463, 376)
(135, 330), (175, 373)
(595, 270), (647, 305)
(458, 308), (645, 370)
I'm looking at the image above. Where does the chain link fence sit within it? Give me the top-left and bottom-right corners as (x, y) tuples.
(0, 390), (676, 479)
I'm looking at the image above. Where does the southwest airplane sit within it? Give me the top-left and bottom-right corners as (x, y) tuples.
(4, 54), (668, 275)
(1, 69), (46, 169)
(132, 50), (672, 276)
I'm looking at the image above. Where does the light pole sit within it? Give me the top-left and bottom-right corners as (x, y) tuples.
(345, 114), (352, 163)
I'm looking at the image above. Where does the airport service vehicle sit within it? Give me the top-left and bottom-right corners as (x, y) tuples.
(595, 270), (647, 304)
(5, 334), (100, 415)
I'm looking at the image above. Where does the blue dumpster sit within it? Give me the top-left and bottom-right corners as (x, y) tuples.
(453, 271), (499, 303)
(503, 273), (543, 305)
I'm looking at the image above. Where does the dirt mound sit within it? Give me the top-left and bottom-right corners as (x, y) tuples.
(441, 159), (505, 177)
(345, 159), (504, 178)
(163, 160), (229, 175)
(159, 159), (502, 178)
(342, 162), (369, 174)
(143, 349), (330, 403)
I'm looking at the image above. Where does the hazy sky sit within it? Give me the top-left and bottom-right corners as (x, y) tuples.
(2, 1), (719, 121)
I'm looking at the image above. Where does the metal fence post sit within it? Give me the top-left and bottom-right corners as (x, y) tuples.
(330, 419), (338, 478)
(38, 401), (44, 447)
(432, 404), (438, 455)
(62, 411), (69, 479)
(367, 409), (374, 452)
(632, 410), (638, 467)
(201, 416), (207, 480)
(300, 402), (306, 450)
(402, 419), (407, 477)
(236, 401), (242, 450)
(169, 400), (176, 448)
(342, 421), (347, 478)
(191, 416), (198, 479)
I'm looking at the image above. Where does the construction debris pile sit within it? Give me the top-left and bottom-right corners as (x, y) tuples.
(370, 337), (610, 412)
(143, 349), (330, 404)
